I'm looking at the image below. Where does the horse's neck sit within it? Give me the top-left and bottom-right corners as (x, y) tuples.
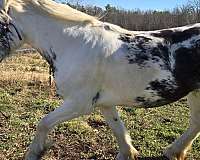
(20, 14), (71, 52)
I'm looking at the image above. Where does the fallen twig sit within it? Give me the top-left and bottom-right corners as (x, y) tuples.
(0, 111), (10, 119)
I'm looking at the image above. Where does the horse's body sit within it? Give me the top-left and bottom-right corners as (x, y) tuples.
(1, 0), (200, 159)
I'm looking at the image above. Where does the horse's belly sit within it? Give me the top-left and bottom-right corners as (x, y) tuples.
(100, 81), (190, 108)
(101, 64), (192, 108)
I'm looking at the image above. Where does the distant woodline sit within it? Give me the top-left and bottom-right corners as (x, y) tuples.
(62, 0), (200, 30)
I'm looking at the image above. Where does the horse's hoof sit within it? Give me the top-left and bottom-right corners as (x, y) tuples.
(164, 148), (187, 160)
(25, 139), (53, 160)
(25, 152), (42, 160)
(117, 150), (139, 160)
(44, 139), (54, 151)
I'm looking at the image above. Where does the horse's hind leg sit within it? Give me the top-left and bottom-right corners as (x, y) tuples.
(164, 90), (200, 160)
(100, 106), (139, 160)
(25, 99), (91, 160)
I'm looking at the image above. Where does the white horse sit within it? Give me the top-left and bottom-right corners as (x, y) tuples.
(1, 0), (200, 159)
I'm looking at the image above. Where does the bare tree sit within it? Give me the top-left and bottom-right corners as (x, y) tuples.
(55, 0), (200, 30)
(62, 0), (83, 5)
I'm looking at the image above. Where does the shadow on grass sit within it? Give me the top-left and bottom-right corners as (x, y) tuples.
(138, 156), (169, 160)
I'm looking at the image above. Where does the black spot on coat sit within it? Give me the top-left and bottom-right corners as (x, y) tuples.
(92, 92), (100, 105)
(119, 34), (132, 43)
(42, 49), (57, 77)
(0, 22), (12, 60)
(174, 44), (200, 90)
(135, 97), (146, 103)
(50, 47), (57, 60)
(119, 34), (171, 70)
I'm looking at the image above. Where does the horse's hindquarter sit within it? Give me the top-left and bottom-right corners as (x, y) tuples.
(100, 31), (196, 108)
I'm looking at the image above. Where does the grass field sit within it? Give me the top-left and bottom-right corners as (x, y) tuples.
(0, 52), (200, 160)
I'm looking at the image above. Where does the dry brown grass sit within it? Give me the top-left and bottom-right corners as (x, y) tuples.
(0, 52), (50, 83)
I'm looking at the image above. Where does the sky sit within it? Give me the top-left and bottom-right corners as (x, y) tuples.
(59, 0), (189, 11)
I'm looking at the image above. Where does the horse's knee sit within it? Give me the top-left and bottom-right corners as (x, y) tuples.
(188, 91), (200, 123)
(187, 91), (200, 139)
(37, 117), (51, 133)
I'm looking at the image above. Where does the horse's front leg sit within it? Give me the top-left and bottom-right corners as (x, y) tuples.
(164, 91), (200, 160)
(25, 99), (91, 160)
(100, 106), (139, 160)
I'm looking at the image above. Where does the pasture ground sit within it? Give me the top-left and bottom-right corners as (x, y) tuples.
(0, 52), (200, 160)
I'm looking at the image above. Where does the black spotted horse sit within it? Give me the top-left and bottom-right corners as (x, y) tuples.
(0, 0), (199, 159)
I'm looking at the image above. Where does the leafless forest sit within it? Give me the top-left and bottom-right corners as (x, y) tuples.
(62, 0), (200, 30)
